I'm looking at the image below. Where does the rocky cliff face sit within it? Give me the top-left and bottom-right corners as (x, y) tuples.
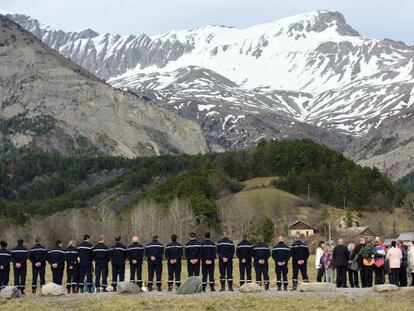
(0, 15), (208, 157)
(344, 105), (414, 181)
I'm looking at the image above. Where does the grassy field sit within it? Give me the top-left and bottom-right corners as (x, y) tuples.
(1, 288), (413, 311)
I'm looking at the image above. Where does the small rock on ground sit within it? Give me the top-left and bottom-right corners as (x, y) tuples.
(176, 277), (202, 295)
(117, 281), (142, 294)
(0, 286), (21, 299)
(240, 283), (262, 293)
(372, 284), (400, 292)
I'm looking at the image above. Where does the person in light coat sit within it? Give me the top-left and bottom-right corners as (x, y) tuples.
(386, 241), (402, 285)
(315, 241), (325, 282)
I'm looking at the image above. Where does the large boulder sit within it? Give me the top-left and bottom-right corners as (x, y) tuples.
(41, 283), (65, 296)
(372, 284), (400, 292)
(240, 283), (261, 293)
(176, 277), (202, 294)
(117, 281), (142, 294)
(298, 282), (336, 292)
(0, 286), (21, 299)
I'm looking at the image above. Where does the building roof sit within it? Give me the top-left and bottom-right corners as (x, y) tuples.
(288, 220), (317, 231)
(339, 226), (376, 237)
(397, 232), (414, 241)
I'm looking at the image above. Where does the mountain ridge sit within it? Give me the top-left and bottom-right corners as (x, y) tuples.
(3, 10), (414, 177)
(6, 10), (413, 136)
(0, 14), (208, 157)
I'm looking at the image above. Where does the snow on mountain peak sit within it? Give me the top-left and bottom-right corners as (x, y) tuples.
(5, 10), (414, 139)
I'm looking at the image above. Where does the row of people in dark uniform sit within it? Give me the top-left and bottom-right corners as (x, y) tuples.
(0, 233), (309, 293)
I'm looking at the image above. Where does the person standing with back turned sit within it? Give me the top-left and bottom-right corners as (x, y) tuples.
(315, 241), (325, 282)
(236, 234), (253, 287)
(127, 236), (144, 288)
(165, 234), (183, 291)
(65, 240), (79, 294)
(47, 240), (65, 286)
(201, 232), (216, 292)
(290, 235), (309, 290)
(93, 236), (110, 292)
(333, 239), (349, 288)
(29, 237), (48, 294)
(11, 239), (28, 295)
(253, 236), (270, 290)
(386, 241), (402, 285)
(217, 232), (235, 291)
(145, 235), (164, 291)
(0, 241), (11, 291)
(77, 234), (94, 293)
(272, 236), (290, 291)
(185, 232), (201, 277)
(110, 236), (127, 292)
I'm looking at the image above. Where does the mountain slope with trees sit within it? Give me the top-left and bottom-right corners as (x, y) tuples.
(0, 140), (406, 228)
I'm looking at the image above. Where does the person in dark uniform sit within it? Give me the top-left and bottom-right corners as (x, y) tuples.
(0, 241), (11, 290)
(77, 234), (94, 293)
(185, 232), (201, 277)
(165, 234), (183, 291)
(65, 240), (79, 294)
(93, 236), (110, 292)
(236, 234), (253, 286)
(272, 236), (290, 291)
(201, 232), (216, 292)
(127, 236), (144, 288)
(29, 237), (48, 294)
(11, 239), (28, 294)
(145, 235), (164, 291)
(47, 240), (65, 285)
(217, 232), (235, 291)
(290, 236), (310, 290)
(110, 236), (127, 292)
(253, 236), (270, 290)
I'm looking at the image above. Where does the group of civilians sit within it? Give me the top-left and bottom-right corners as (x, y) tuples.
(315, 237), (414, 288)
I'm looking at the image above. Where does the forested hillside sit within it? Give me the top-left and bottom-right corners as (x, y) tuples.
(397, 172), (414, 193)
(0, 140), (406, 227)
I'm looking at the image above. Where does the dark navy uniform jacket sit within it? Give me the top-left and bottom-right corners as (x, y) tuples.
(11, 245), (28, 266)
(145, 240), (164, 262)
(93, 242), (110, 264)
(0, 248), (11, 270)
(65, 246), (78, 269)
(290, 240), (309, 262)
(201, 239), (216, 262)
(47, 246), (65, 269)
(236, 239), (253, 263)
(217, 237), (235, 260)
(165, 241), (183, 261)
(185, 239), (201, 260)
(252, 242), (270, 264)
(272, 241), (291, 263)
(110, 242), (127, 266)
(29, 243), (48, 265)
(77, 241), (93, 267)
(127, 242), (144, 264)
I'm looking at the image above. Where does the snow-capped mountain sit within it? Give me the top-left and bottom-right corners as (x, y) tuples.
(5, 10), (414, 151)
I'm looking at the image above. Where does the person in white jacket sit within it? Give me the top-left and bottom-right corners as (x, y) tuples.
(315, 241), (325, 282)
(407, 241), (414, 286)
(386, 241), (402, 285)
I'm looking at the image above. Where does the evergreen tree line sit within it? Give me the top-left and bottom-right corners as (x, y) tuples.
(0, 139), (407, 226)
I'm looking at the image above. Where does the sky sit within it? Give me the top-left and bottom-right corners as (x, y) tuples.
(1, 0), (413, 43)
